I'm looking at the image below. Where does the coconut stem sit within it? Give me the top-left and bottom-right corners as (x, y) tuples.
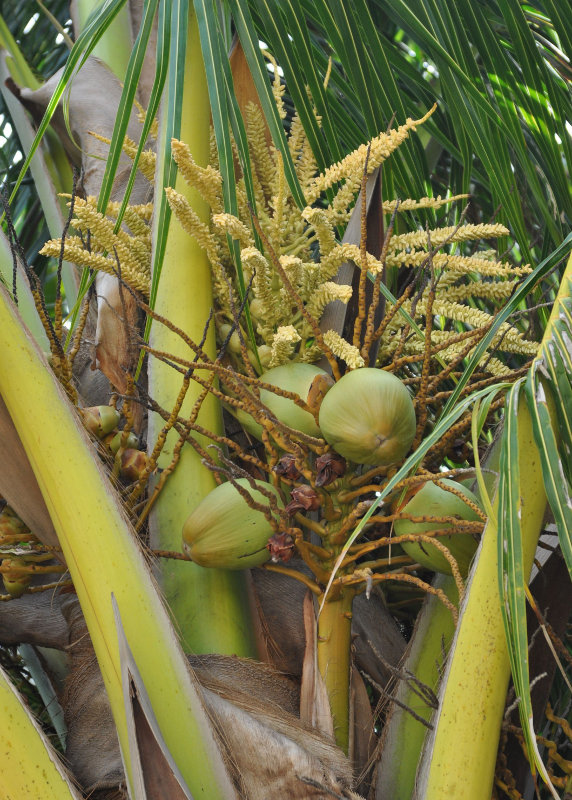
(317, 588), (355, 753)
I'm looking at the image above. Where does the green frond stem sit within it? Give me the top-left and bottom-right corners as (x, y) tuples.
(0, 663), (81, 799)
(376, 576), (459, 800)
(537, 252), (572, 355)
(0, 283), (237, 799)
(317, 588), (355, 753)
(417, 397), (547, 800)
(147, 8), (255, 657)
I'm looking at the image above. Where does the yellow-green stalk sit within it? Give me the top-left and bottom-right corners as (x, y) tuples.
(147, 10), (255, 656)
(73, 0), (132, 81)
(317, 589), (355, 753)
(537, 253), (572, 350)
(0, 282), (237, 799)
(416, 397), (546, 800)
(0, 663), (81, 799)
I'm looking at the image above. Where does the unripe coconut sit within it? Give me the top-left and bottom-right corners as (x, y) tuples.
(0, 507), (30, 541)
(219, 324), (243, 354)
(238, 363), (333, 439)
(318, 368), (416, 466)
(80, 405), (121, 438)
(395, 479), (482, 575)
(108, 431), (139, 454)
(182, 478), (284, 569)
(2, 557), (31, 598)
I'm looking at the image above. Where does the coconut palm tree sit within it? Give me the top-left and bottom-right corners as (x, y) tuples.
(0, 1), (570, 799)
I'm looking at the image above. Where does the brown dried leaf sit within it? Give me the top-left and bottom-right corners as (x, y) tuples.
(300, 590), (335, 740)
(94, 272), (138, 395)
(0, 396), (61, 555)
(349, 666), (376, 783)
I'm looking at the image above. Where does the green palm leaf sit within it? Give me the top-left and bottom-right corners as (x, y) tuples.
(497, 380), (558, 796)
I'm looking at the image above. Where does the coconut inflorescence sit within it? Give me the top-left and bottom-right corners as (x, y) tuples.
(182, 478), (285, 569)
(395, 479), (483, 575)
(318, 368), (416, 466)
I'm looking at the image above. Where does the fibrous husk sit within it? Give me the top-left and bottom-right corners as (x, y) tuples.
(0, 589), (68, 650)
(61, 596), (124, 793)
(251, 563), (406, 685)
(93, 271), (140, 396)
(60, 595), (364, 799)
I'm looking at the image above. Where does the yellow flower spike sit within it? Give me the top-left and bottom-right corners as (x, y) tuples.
(39, 238), (150, 295)
(319, 243), (383, 282)
(263, 49), (286, 120)
(385, 250), (532, 277)
(88, 131), (156, 182)
(278, 254), (303, 289)
(269, 325), (302, 367)
(322, 330), (365, 369)
(288, 113), (319, 189)
(65, 196), (152, 277)
(307, 106), (436, 203)
(441, 280), (519, 304)
(165, 187), (222, 267)
(302, 207), (337, 257)
(121, 204), (155, 238)
(305, 282), (352, 324)
(270, 151), (286, 248)
(424, 300), (538, 355)
(171, 138), (223, 211)
(211, 213), (254, 249)
(241, 247), (275, 318)
(382, 193), (469, 213)
(245, 102), (275, 200)
(388, 223), (510, 251)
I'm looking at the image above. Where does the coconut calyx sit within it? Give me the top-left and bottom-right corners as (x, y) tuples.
(237, 363), (333, 440)
(182, 478), (285, 570)
(318, 368), (416, 466)
(395, 479), (483, 575)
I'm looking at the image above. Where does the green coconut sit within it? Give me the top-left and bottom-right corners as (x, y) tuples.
(237, 363), (333, 439)
(2, 557), (31, 598)
(182, 478), (284, 569)
(79, 405), (121, 438)
(395, 479), (483, 575)
(318, 368), (416, 466)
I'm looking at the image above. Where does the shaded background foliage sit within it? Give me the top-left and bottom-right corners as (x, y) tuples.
(0, 0), (70, 281)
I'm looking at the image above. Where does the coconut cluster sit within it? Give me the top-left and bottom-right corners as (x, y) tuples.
(183, 365), (421, 570)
